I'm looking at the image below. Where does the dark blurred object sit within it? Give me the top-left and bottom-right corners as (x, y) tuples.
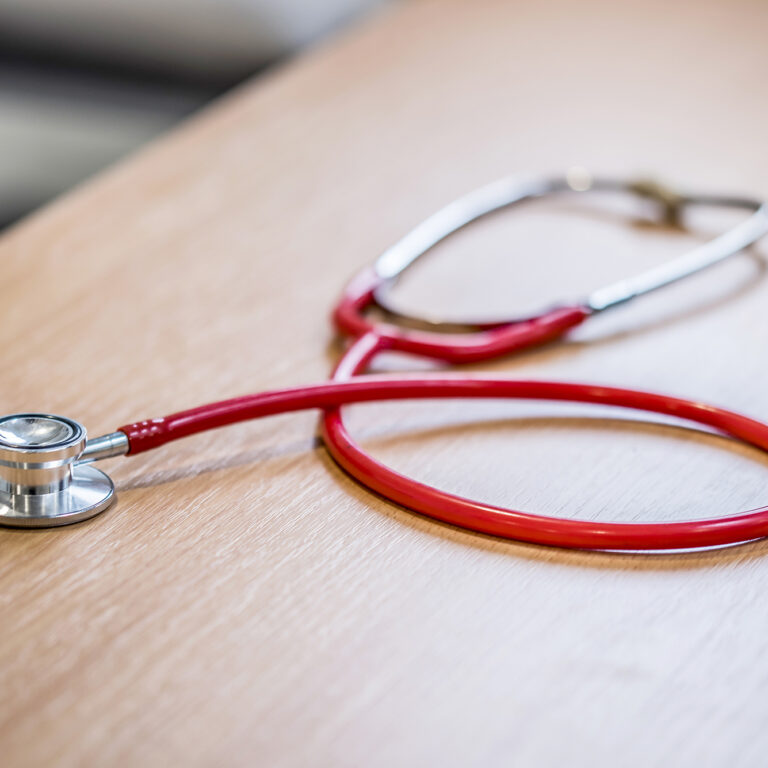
(0, 58), (211, 228)
(0, 0), (384, 228)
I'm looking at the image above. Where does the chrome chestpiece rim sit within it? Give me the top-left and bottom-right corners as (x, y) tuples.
(0, 413), (116, 528)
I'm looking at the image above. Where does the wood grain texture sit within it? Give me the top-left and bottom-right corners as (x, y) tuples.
(2, 0), (768, 765)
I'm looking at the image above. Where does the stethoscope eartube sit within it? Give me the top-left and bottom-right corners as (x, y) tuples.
(370, 172), (768, 330)
(3, 171), (768, 550)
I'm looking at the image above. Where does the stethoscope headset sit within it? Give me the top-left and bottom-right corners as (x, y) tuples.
(1, 170), (767, 551)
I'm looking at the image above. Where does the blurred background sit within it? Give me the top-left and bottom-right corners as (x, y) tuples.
(0, 0), (386, 228)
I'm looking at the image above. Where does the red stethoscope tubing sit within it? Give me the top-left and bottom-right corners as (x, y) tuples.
(117, 271), (768, 550)
(321, 334), (768, 550)
(106, 168), (768, 550)
(331, 268), (592, 363)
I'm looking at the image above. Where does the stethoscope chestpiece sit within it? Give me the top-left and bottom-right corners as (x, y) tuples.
(0, 414), (116, 528)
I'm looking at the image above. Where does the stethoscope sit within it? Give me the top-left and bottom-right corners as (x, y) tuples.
(2, 170), (767, 551)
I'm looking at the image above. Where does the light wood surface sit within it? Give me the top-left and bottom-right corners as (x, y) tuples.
(2, 1), (768, 765)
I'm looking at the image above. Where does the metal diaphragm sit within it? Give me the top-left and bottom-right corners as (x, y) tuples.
(0, 413), (115, 528)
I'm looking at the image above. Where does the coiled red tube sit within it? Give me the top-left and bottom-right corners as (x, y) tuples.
(118, 354), (768, 549)
(320, 335), (768, 550)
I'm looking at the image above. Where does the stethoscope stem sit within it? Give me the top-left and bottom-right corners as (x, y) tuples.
(80, 431), (130, 463)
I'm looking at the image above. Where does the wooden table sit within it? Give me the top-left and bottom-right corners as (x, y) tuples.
(2, 0), (768, 765)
